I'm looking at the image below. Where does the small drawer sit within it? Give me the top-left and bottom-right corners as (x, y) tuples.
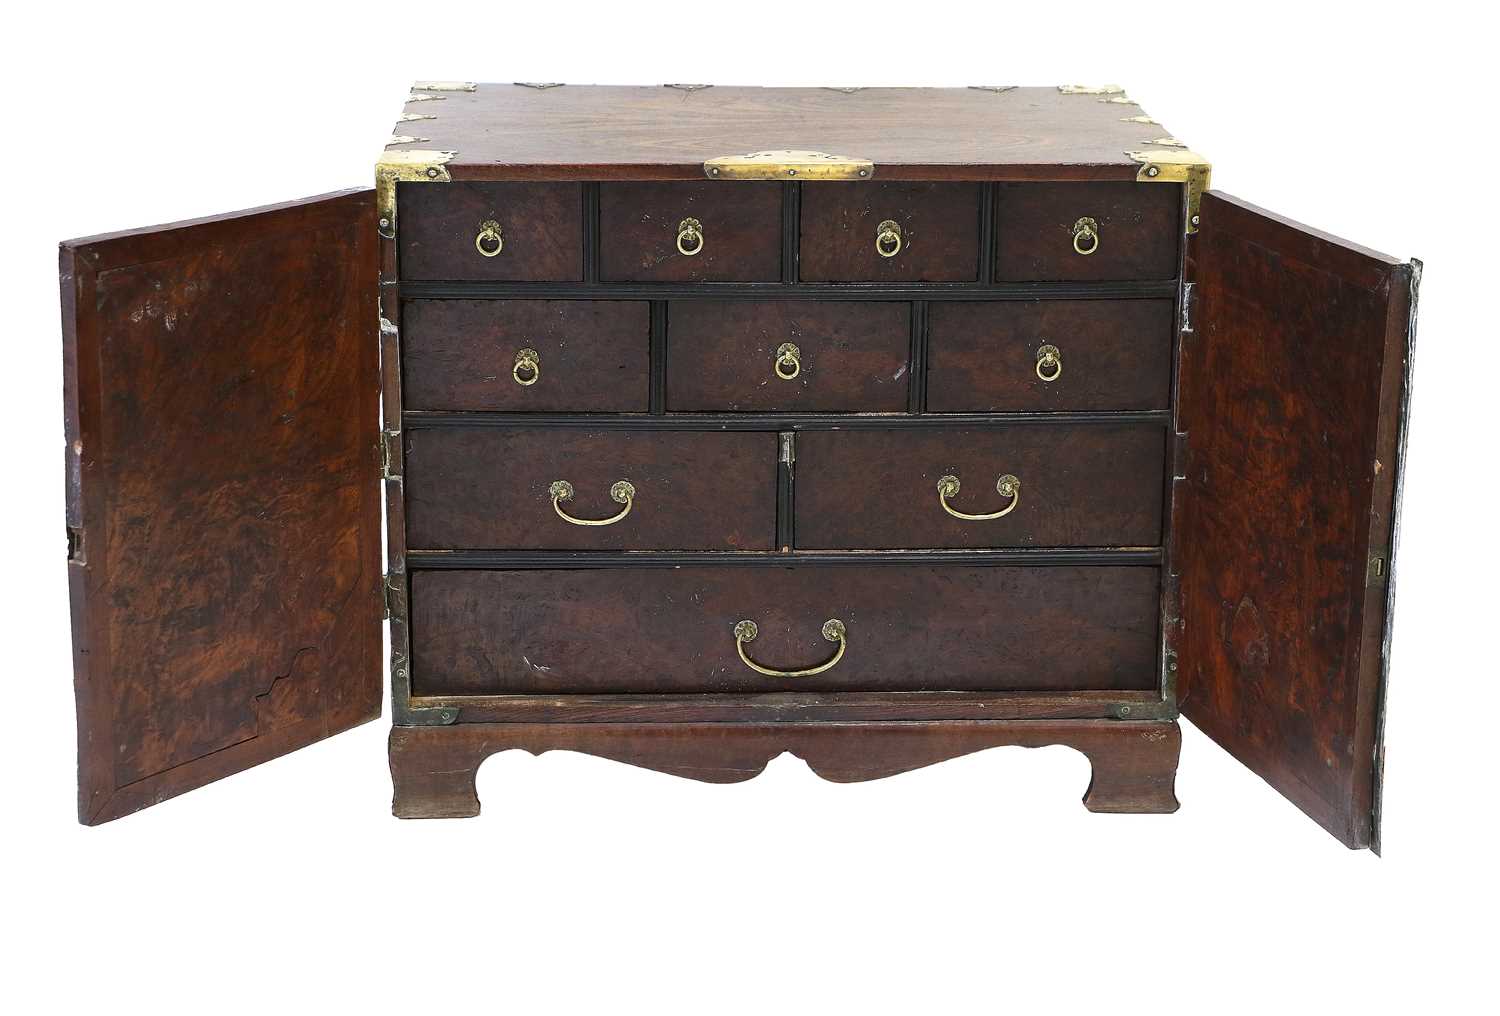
(667, 301), (910, 412)
(409, 565), (1161, 695)
(399, 182), (583, 281)
(994, 182), (1180, 281)
(794, 426), (1164, 549)
(404, 428), (776, 550)
(800, 182), (981, 282)
(599, 182), (781, 282)
(926, 300), (1174, 412)
(402, 300), (650, 412)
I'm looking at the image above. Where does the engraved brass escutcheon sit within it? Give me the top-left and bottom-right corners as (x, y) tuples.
(875, 219), (903, 258)
(937, 473), (1021, 521)
(734, 618), (848, 678)
(1071, 216), (1100, 256)
(774, 342), (802, 381)
(513, 347), (540, 386)
(475, 219), (504, 257)
(1036, 344), (1062, 382)
(676, 217), (704, 257)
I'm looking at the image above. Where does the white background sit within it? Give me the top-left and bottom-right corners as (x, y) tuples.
(5, 2), (1492, 1011)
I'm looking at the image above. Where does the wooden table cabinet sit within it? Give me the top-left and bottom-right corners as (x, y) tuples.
(60, 83), (1419, 850)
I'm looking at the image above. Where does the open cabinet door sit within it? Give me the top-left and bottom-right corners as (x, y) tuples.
(62, 190), (383, 825)
(1177, 192), (1418, 851)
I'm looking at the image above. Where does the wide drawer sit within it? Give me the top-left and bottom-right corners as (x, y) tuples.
(993, 182), (1180, 282)
(800, 182), (981, 282)
(794, 426), (1165, 549)
(667, 300), (910, 412)
(599, 182), (782, 282)
(399, 182), (584, 281)
(409, 565), (1161, 695)
(402, 300), (650, 412)
(926, 300), (1174, 412)
(404, 429), (777, 550)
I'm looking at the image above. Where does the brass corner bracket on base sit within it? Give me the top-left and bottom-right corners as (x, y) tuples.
(375, 149), (457, 238)
(704, 150), (874, 181)
(1127, 148), (1212, 234)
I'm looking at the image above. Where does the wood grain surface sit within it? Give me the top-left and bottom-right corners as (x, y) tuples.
(800, 182), (981, 282)
(994, 181), (1181, 281)
(600, 182), (782, 282)
(399, 182), (583, 281)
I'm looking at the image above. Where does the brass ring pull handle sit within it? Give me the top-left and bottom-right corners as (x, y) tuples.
(476, 219), (504, 257)
(937, 473), (1021, 521)
(1071, 216), (1099, 256)
(733, 618), (847, 678)
(512, 348), (540, 386)
(549, 479), (636, 527)
(1035, 344), (1062, 382)
(677, 217), (704, 256)
(875, 219), (903, 258)
(774, 342), (802, 381)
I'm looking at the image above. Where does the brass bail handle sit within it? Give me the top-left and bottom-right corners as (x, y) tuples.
(549, 479), (636, 527)
(513, 348), (540, 386)
(1035, 344), (1062, 382)
(677, 217), (704, 256)
(733, 618), (848, 678)
(875, 219), (903, 258)
(1071, 216), (1099, 256)
(476, 219), (504, 257)
(936, 472), (1021, 521)
(774, 342), (802, 381)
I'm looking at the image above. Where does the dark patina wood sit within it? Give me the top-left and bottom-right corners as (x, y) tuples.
(799, 182), (981, 282)
(402, 299), (650, 411)
(399, 181), (583, 281)
(994, 182), (1181, 282)
(389, 719), (1182, 818)
(1175, 192), (1417, 851)
(927, 300), (1174, 412)
(404, 428), (777, 550)
(666, 300), (911, 412)
(409, 565), (1160, 695)
(62, 190), (383, 825)
(794, 426), (1166, 549)
(599, 182), (782, 282)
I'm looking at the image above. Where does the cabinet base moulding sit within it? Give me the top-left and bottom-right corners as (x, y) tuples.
(387, 718), (1182, 819)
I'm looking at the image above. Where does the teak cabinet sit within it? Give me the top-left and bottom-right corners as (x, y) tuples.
(60, 84), (1419, 850)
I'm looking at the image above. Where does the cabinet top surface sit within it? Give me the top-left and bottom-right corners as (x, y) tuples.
(383, 83), (1189, 181)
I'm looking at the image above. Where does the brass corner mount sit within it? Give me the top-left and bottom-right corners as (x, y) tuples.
(375, 149), (457, 237)
(1127, 148), (1212, 234)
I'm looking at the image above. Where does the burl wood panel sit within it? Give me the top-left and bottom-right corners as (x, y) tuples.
(599, 182), (781, 282)
(388, 85), (1181, 180)
(402, 300), (650, 412)
(994, 182), (1181, 281)
(61, 190), (383, 825)
(409, 566), (1160, 695)
(389, 720), (1182, 819)
(927, 300), (1174, 412)
(800, 183), (981, 282)
(667, 301), (910, 412)
(399, 182), (583, 281)
(404, 428), (777, 550)
(795, 426), (1165, 549)
(1176, 191), (1416, 851)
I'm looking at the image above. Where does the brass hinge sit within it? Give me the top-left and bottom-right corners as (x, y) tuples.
(1127, 148), (1212, 234)
(705, 150), (873, 181)
(375, 149), (456, 239)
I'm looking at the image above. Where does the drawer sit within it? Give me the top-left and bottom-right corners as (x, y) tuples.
(993, 182), (1180, 281)
(399, 182), (583, 281)
(410, 565), (1161, 695)
(599, 182), (781, 282)
(926, 300), (1174, 412)
(402, 300), (650, 412)
(800, 182), (981, 282)
(404, 428), (776, 550)
(794, 426), (1165, 549)
(667, 301), (910, 412)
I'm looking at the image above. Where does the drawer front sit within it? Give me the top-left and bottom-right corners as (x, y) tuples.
(994, 182), (1180, 282)
(410, 565), (1161, 695)
(399, 182), (583, 281)
(599, 182), (781, 282)
(405, 428), (776, 550)
(926, 300), (1174, 412)
(795, 426), (1164, 549)
(667, 301), (911, 412)
(402, 300), (650, 412)
(800, 182), (981, 282)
